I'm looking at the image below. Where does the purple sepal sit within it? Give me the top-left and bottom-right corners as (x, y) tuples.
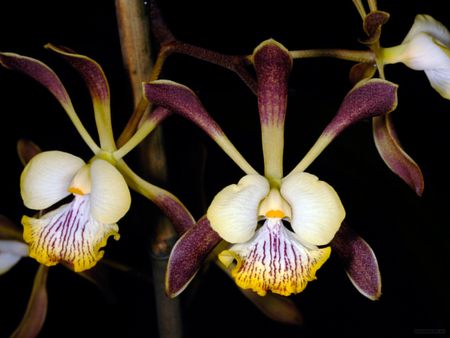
(45, 44), (110, 107)
(153, 192), (196, 237)
(373, 114), (424, 196)
(143, 81), (223, 138)
(0, 52), (72, 107)
(360, 11), (390, 45)
(330, 222), (382, 300)
(253, 40), (292, 127)
(165, 216), (221, 297)
(323, 78), (398, 139)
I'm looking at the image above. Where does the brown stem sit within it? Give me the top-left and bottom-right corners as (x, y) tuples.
(115, 1), (182, 338)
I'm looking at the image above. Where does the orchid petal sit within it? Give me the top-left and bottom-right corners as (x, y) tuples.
(395, 33), (450, 70)
(10, 264), (49, 338)
(45, 44), (115, 151)
(22, 194), (120, 272)
(331, 223), (382, 300)
(373, 114), (424, 195)
(90, 158), (131, 224)
(281, 172), (345, 246)
(0, 52), (99, 154)
(207, 175), (270, 243)
(403, 15), (450, 47)
(21, 151), (86, 210)
(165, 216), (221, 297)
(289, 78), (398, 174)
(0, 252), (22, 275)
(253, 39), (292, 180)
(143, 80), (258, 175)
(219, 218), (330, 296)
(0, 240), (29, 274)
(423, 68), (450, 99)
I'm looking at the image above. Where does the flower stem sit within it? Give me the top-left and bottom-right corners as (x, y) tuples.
(115, 1), (183, 337)
(290, 49), (376, 63)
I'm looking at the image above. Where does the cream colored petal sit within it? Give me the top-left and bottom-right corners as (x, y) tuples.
(281, 172), (345, 246)
(0, 253), (22, 274)
(424, 68), (450, 99)
(400, 33), (450, 70)
(207, 175), (270, 243)
(403, 15), (450, 47)
(90, 159), (131, 224)
(21, 151), (86, 210)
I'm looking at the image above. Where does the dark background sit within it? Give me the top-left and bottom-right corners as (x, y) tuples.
(0, 1), (449, 337)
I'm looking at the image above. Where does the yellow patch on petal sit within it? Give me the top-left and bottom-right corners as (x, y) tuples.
(22, 194), (119, 272)
(219, 218), (330, 296)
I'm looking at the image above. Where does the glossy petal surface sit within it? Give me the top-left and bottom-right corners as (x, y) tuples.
(219, 218), (330, 296)
(281, 172), (345, 246)
(22, 194), (120, 272)
(21, 151), (85, 210)
(90, 159), (131, 224)
(207, 175), (270, 243)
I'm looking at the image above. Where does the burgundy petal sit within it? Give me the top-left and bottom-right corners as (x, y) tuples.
(0, 52), (72, 108)
(373, 114), (424, 196)
(253, 39), (292, 127)
(323, 78), (398, 139)
(330, 223), (382, 300)
(45, 44), (110, 109)
(165, 216), (221, 297)
(143, 80), (224, 139)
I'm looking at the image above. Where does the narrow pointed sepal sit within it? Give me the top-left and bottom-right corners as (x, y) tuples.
(330, 222), (382, 300)
(165, 216), (221, 297)
(45, 44), (115, 150)
(324, 78), (398, 139)
(0, 52), (74, 111)
(253, 39), (292, 179)
(143, 80), (223, 138)
(373, 114), (424, 195)
(142, 80), (257, 175)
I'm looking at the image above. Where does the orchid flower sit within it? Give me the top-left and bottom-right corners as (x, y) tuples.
(0, 45), (172, 272)
(381, 14), (450, 100)
(351, 3), (426, 196)
(143, 39), (397, 298)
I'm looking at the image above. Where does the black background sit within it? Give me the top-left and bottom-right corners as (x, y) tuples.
(0, 1), (449, 337)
